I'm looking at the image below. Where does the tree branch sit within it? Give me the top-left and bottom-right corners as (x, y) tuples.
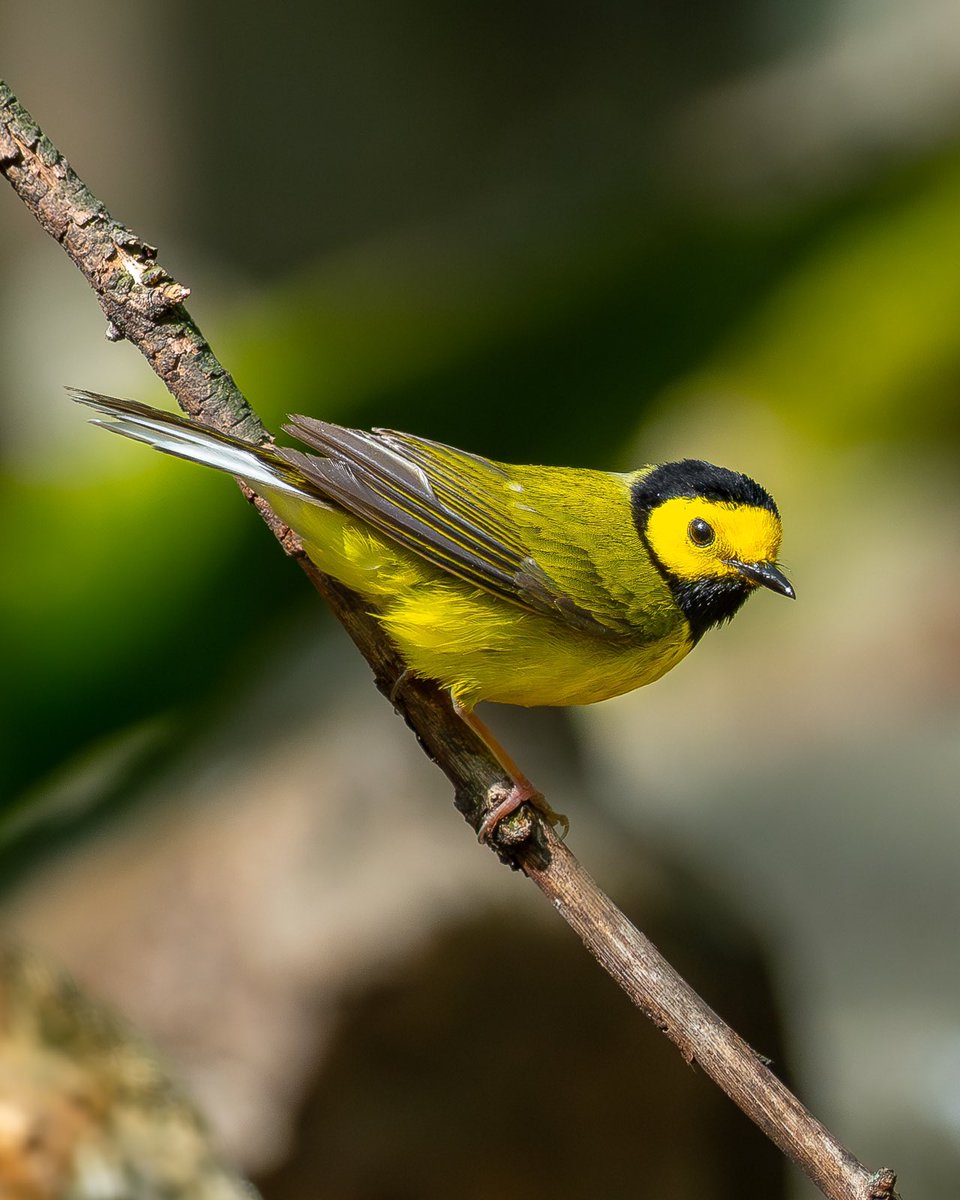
(0, 79), (899, 1200)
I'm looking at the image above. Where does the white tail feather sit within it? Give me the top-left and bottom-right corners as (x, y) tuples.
(70, 388), (308, 500)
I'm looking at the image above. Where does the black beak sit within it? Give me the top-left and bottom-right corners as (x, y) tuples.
(729, 560), (795, 599)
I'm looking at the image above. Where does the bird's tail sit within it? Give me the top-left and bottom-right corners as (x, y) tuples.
(69, 388), (314, 500)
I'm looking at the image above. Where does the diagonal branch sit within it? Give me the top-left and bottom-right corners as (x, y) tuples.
(0, 79), (899, 1200)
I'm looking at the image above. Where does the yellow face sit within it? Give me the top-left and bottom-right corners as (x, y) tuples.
(644, 496), (783, 585)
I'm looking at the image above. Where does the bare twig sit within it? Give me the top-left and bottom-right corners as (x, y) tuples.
(0, 79), (899, 1200)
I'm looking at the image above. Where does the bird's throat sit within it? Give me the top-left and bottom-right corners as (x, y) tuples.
(667, 575), (752, 642)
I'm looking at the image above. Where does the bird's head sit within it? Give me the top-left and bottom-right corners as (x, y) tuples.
(632, 460), (794, 641)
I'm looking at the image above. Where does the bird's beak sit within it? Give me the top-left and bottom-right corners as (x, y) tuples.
(729, 560), (795, 599)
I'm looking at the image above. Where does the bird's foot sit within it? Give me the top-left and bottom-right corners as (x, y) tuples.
(478, 781), (569, 844)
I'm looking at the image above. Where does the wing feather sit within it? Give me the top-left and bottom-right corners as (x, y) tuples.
(282, 417), (627, 638)
(72, 392), (643, 640)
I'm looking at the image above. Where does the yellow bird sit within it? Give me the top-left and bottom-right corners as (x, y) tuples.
(71, 389), (794, 840)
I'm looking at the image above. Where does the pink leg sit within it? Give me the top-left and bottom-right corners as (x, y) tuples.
(452, 699), (569, 842)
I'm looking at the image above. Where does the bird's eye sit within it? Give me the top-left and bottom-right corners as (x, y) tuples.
(688, 517), (715, 547)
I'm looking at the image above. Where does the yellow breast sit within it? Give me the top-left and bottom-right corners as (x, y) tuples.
(377, 584), (693, 708)
(266, 486), (693, 710)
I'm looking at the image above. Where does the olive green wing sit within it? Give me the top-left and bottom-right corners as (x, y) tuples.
(280, 417), (631, 638)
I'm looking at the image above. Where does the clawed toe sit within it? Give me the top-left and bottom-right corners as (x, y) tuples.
(478, 781), (569, 844)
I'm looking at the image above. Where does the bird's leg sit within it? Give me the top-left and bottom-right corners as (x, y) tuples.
(451, 699), (569, 843)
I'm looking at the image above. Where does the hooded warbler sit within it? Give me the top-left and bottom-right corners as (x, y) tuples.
(71, 389), (793, 840)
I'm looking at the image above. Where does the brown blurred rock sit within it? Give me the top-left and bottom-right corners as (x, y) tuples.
(0, 947), (255, 1200)
(255, 884), (788, 1200)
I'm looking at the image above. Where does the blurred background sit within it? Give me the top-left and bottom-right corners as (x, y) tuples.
(2, 1), (959, 1196)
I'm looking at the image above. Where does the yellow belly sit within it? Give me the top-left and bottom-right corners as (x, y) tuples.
(377, 584), (693, 708)
(268, 490), (693, 709)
